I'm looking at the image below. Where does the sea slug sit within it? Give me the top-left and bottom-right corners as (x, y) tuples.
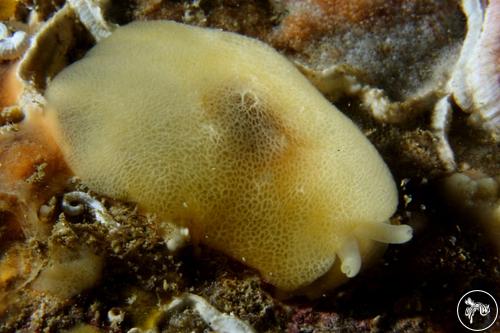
(44, 21), (412, 292)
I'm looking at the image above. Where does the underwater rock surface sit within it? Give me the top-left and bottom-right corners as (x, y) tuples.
(0, 0), (498, 332)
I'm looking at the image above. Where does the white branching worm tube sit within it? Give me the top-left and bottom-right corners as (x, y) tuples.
(0, 23), (29, 61)
(62, 191), (119, 228)
(67, 0), (116, 41)
(431, 96), (456, 172)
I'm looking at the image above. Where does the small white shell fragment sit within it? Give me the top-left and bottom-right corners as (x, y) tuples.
(165, 227), (190, 252)
(164, 293), (256, 333)
(0, 23), (29, 61)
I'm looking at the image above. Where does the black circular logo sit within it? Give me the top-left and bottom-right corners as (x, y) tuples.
(457, 290), (498, 331)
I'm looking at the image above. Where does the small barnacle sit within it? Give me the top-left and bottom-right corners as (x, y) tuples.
(108, 307), (125, 328)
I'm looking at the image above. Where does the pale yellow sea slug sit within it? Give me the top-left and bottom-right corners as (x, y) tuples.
(44, 21), (412, 292)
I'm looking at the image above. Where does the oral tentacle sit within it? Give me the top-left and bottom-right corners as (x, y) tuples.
(337, 237), (361, 278)
(355, 222), (413, 244)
